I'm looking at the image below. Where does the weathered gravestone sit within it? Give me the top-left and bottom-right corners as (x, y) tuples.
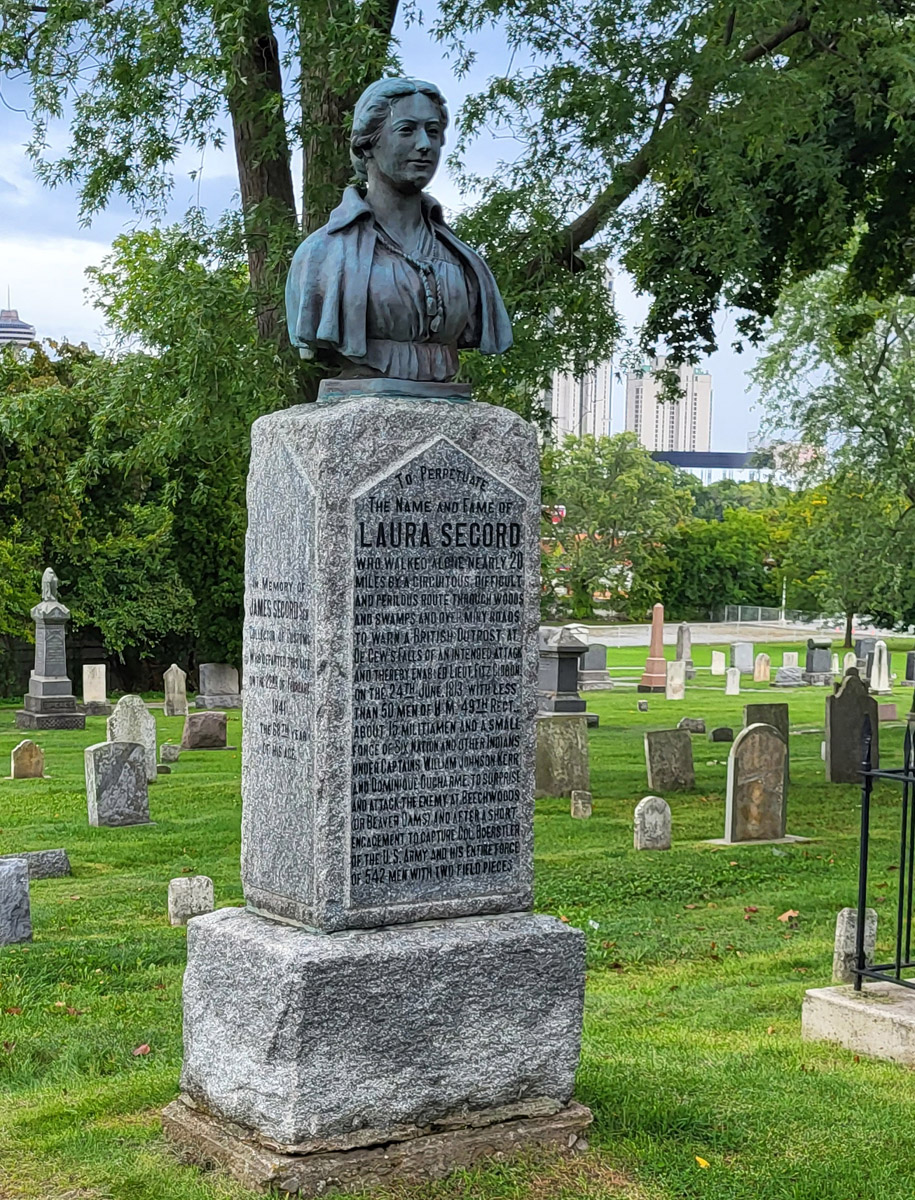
(825, 669), (879, 783)
(196, 663), (241, 710)
(709, 726), (734, 742)
(167, 382), (589, 1175)
(782, 651), (799, 668)
(644, 729), (694, 792)
(725, 667), (740, 696)
(804, 638), (833, 685)
(753, 653), (771, 683)
(833, 906), (877, 984)
(772, 666), (806, 688)
(160, 743), (181, 764)
(845, 651), (859, 675)
(879, 702), (898, 722)
(906, 651), (915, 684)
(107, 695), (157, 784)
(169, 875), (215, 926)
(675, 622), (696, 680)
(677, 717), (705, 734)
(10, 740), (43, 780)
(721, 723), (792, 843)
(0, 858), (31, 946)
(710, 650), (726, 676)
(0, 849), (70, 880)
(181, 711), (228, 750)
(15, 568), (85, 731)
(82, 663), (112, 716)
(579, 642), (613, 690)
(638, 603), (667, 692)
(831, 652), (840, 676)
(536, 714), (590, 798)
(637, 699), (649, 712)
(665, 659), (686, 701)
(85, 742), (150, 827)
(538, 626), (587, 714)
(633, 795), (671, 850)
(870, 640), (892, 695)
(744, 702), (790, 780)
(570, 790), (592, 819)
(164, 664), (189, 717)
(731, 642), (754, 675)
(855, 636), (876, 672)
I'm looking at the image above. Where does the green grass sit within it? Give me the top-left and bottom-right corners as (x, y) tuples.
(2, 638), (915, 1199)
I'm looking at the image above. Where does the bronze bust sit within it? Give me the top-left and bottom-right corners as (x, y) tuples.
(285, 77), (512, 384)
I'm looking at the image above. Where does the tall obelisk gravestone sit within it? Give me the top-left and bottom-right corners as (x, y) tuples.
(16, 569), (85, 731)
(164, 388), (589, 1191)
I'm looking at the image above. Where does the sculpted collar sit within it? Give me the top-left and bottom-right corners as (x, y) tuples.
(325, 186), (446, 234)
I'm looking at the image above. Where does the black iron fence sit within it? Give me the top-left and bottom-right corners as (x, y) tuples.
(855, 718), (915, 990)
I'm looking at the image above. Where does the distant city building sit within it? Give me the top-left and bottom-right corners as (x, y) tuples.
(625, 356), (712, 453)
(0, 306), (36, 348)
(543, 269), (614, 439)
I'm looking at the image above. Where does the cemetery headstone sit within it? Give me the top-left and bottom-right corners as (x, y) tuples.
(82, 663), (112, 716)
(181, 712), (228, 750)
(637, 699), (649, 713)
(0, 858), (31, 945)
(725, 666), (740, 695)
(870, 640), (892, 695)
(744, 702), (790, 780)
(169, 875), (215, 926)
(85, 742), (151, 827)
(579, 642), (613, 691)
(675, 622), (696, 680)
(906, 651), (915, 684)
(753, 653), (771, 683)
(825, 669), (879, 783)
(160, 743), (181, 764)
(107, 695), (157, 783)
(844, 651), (858, 675)
(854, 636), (877, 664)
(167, 371), (589, 1177)
(772, 666), (806, 688)
(782, 651), (799, 668)
(164, 664), (189, 717)
(536, 714), (590, 798)
(0, 849), (70, 880)
(15, 568), (85, 731)
(831, 652), (840, 676)
(157, 764), (172, 776)
(723, 723), (789, 843)
(538, 626), (588, 714)
(638, 603), (667, 692)
(10, 740), (43, 780)
(833, 906), (877, 984)
(710, 650), (726, 676)
(803, 637), (833, 686)
(879, 702), (897, 723)
(677, 717), (706, 734)
(644, 729), (694, 792)
(709, 726), (734, 742)
(633, 795), (672, 850)
(665, 659), (686, 701)
(570, 790), (592, 820)
(196, 663), (242, 710)
(731, 642), (754, 675)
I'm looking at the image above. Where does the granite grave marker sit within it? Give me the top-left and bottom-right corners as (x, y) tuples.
(825, 669), (879, 783)
(107, 695), (157, 784)
(196, 663), (241, 710)
(644, 729), (694, 792)
(10, 740), (43, 780)
(82, 663), (112, 716)
(633, 795), (671, 850)
(15, 569), (85, 731)
(85, 742), (150, 827)
(164, 663), (189, 717)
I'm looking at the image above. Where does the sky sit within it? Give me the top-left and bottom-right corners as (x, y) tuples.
(0, 15), (763, 450)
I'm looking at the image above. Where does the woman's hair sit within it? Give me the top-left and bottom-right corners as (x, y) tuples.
(350, 77), (448, 183)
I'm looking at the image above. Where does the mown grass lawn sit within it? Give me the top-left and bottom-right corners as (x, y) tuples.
(2, 637), (915, 1199)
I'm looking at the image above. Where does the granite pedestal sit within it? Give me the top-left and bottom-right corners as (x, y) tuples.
(15, 573), (85, 731)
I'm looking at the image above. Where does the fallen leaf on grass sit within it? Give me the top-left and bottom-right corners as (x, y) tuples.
(854, 1055), (860, 1063)
(66, 1007), (85, 1016)
(132, 1044), (151, 1057)
(53, 1001), (65, 1008)
(2, 1042), (14, 1052)
(68, 895), (81, 901)
(729, 861), (738, 866)
(3, 1008), (21, 1016)
(767, 1026), (775, 1035)
(559, 915), (570, 924)
(744, 906), (759, 913)
(695, 1156), (710, 1169)
(777, 910), (799, 922)
(685, 904), (697, 910)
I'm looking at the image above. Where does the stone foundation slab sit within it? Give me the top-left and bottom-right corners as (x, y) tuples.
(802, 982), (915, 1065)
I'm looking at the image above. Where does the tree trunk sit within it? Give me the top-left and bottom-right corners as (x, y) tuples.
(845, 609), (854, 648)
(216, 0), (299, 344)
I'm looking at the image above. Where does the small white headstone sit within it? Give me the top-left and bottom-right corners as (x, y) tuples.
(831, 653), (840, 675)
(82, 663), (107, 704)
(782, 651), (799, 668)
(833, 906), (877, 984)
(570, 790), (592, 820)
(710, 650), (726, 676)
(164, 664), (189, 717)
(634, 795), (671, 850)
(107, 696), (157, 783)
(753, 653), (770, 683)
(168, 875), (215, 926)
(731, 642), (754, 674)
(871, 640), (892, 694)
(844, 651), (858, 674)
(665, 659), (686, 701)
(725, 667), (740, 695)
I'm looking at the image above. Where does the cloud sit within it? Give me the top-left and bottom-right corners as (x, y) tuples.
(0, 235), (111, 347)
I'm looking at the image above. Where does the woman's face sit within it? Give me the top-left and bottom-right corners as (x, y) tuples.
(366, 92), (444, 194)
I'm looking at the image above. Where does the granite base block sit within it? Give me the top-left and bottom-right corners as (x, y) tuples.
(162, 1096), (592, 1196)
(802, 983), (915, 1065)
(15, 709), (86, 731)
(0, 849), (71, 880)
(180, 908), (585, 1147)
(82, 701), (113, 716)
(196, 694), (243, 710)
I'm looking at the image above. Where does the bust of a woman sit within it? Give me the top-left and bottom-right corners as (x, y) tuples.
(285, 77), (512, 384)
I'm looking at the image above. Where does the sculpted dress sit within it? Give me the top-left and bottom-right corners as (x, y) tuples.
(285, 187), (513, 382)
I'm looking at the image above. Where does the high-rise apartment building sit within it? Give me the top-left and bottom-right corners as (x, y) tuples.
(0, 306), (36, 348)
(543, 268), (614, 439)
(624, 357), (712, 453)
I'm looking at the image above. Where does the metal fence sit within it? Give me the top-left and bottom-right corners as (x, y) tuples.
(855, 718), (915, 991)
(716, 604), (836, 627)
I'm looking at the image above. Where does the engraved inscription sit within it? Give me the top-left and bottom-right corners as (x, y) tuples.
(350, 440), (528, 910)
